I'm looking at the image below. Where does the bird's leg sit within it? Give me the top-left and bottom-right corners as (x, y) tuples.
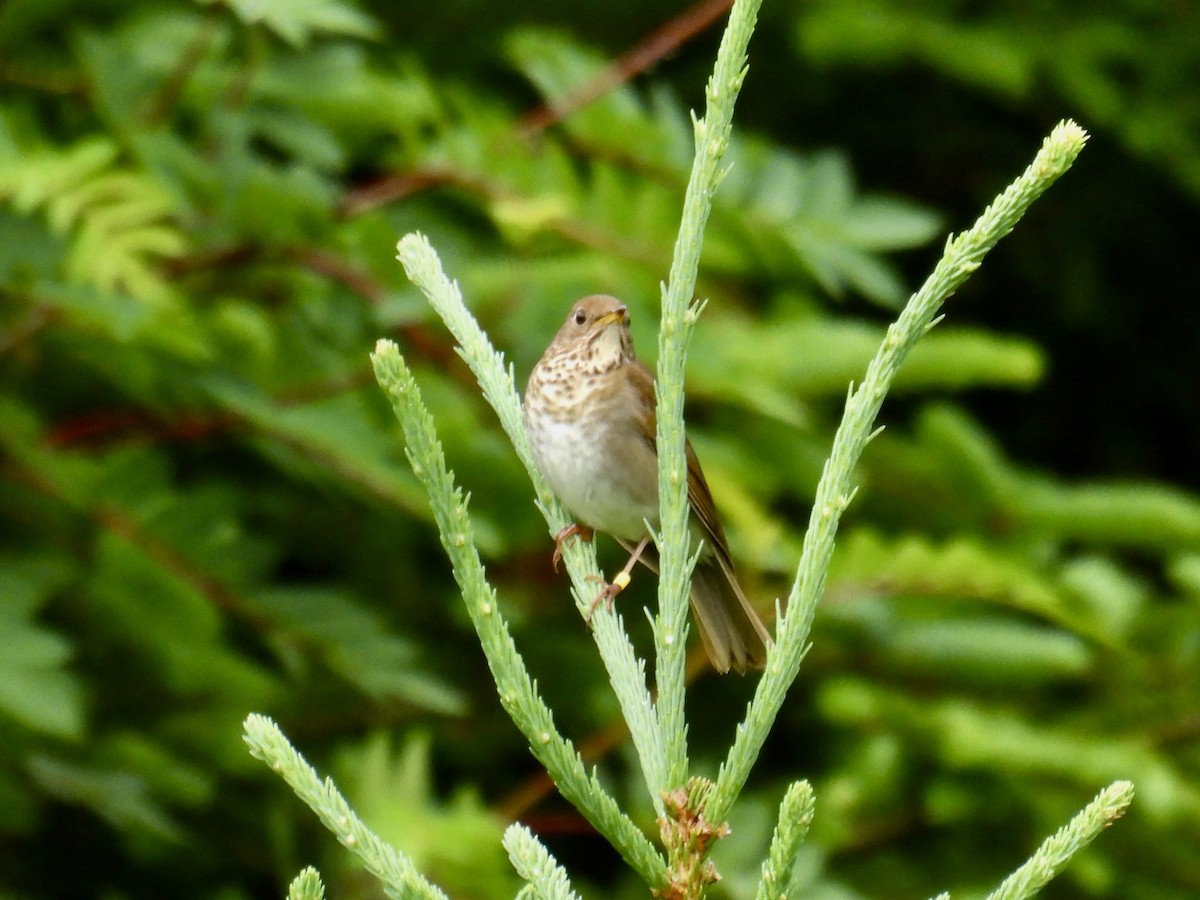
(586, 535), (652, 620)
(551, 523), (594, 572)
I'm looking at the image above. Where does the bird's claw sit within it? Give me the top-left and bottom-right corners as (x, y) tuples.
(583, 571), (631, 623)
(551, 523), (594, 572)
(584, 579), (621, 622)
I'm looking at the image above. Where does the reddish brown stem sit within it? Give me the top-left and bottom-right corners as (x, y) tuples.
(518, 0), (735, 137)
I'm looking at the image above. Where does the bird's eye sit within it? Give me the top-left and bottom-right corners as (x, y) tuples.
(573, 309), (587, 326)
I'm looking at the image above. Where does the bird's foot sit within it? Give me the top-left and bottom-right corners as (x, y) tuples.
(584, 571), (631, 622)
(551, 523), (594, 572)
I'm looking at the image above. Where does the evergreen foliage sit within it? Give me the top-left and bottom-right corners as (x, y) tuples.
(1, 0), (1196, 897)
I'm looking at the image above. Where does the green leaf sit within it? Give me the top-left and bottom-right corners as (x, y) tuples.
(1168, 554), (1200, 599)
(335, 732), (521, 896)
(252, 587), (466, 715)
(713, 141), (943, 305)
(827, 529), (1106, 641)
(0, 554), (84, 739)
(886, 618), (1093, 685)
(1020, 480), (1200, 551)
(28, 754), (182, 842)
(198, 376), (435, 523)
(212, 0), (379, 47)
(0, 136), (188, 303)
(688, 314), (1042, 418)
(798, 2), (1035, 97)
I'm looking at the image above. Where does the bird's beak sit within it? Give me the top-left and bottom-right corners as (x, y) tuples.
(595, 309), (628, 329)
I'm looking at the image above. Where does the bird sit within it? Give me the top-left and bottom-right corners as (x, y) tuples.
(523, 294), (772, 673)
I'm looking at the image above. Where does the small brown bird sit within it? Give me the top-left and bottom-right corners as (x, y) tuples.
(524, 294), (772, 673)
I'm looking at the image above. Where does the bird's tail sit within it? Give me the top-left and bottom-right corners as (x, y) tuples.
(688, 556), (772, 674)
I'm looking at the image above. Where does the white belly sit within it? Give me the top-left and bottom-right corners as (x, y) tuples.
(526, 381), (659, 541)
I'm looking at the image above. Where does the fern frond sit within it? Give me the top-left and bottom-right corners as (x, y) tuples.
(0, 136), (186, 302)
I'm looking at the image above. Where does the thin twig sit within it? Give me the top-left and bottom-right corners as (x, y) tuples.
(517, 0), (735, 137)
(340, 0), (732, 216)
(143, 9), (222, 125)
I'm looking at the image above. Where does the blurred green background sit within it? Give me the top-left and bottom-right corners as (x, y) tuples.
(2, 0), (1198, 897)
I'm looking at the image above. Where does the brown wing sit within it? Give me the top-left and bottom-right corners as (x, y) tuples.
(684, 439), (733, 559)
(621, 359), (771, 671)
(626, 360), (659, 448)
(624, 359), (731, 563)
